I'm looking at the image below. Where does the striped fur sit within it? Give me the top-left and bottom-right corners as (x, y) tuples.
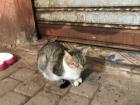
(37, 42), (86, 86)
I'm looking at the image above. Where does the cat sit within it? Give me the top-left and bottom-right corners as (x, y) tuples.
(37, 42), (87, 87)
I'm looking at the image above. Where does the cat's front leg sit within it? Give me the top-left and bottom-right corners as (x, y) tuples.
(59, 79), (70, 88)
(72, 78), (82, 86)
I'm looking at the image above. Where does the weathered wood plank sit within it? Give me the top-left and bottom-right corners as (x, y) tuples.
(34, 0), (140, 7)
(47, 36), (140, 51)
(37, 11), (140, 25)
(38, 21), (140, 30)
(36, 7), (140, 12)
(38, 24), (140, 47)
(34, 0), (140, 51)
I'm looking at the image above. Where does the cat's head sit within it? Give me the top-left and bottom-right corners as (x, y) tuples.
(63, 49), (87, 71)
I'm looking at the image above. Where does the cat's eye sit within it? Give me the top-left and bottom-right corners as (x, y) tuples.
(71, 62), (78, 67)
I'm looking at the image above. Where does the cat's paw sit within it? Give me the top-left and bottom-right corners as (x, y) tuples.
(59, 80), (70, 88)
(77, 78), (82, 83)
(42, 73), (47, 78)
(73, 81), (80, 86)
(72, 78), (82, 86)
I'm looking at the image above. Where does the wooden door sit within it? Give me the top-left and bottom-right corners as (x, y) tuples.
(34, 0), (140, 51)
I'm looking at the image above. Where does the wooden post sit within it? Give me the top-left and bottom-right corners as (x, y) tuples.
(0, 0), (36, 47)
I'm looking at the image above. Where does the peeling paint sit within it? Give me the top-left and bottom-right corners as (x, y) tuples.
(34, 0), (140, 7)
(38, 21), (140, 30)
(37, 11), (140, 25)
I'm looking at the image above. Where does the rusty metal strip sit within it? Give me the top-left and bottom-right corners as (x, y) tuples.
(35, 7), (140, 12)
(38, 21), (140, 30)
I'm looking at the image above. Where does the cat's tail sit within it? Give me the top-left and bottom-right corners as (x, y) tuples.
(37, 54), (47, 71)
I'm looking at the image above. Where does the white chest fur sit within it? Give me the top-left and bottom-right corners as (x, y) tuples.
(62, 60), (81, 81)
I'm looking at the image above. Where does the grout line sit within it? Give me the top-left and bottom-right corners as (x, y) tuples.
(87, 82), (101, 105)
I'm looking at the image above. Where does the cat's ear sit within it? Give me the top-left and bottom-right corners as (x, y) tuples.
(64, 50), (72, 58)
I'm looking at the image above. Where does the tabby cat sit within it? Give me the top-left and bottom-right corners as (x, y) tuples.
(37, 42), (87, 87)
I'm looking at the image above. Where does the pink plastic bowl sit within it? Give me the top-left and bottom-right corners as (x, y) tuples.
(0, 61), (7, 70)
(0, 53), (16, 71)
